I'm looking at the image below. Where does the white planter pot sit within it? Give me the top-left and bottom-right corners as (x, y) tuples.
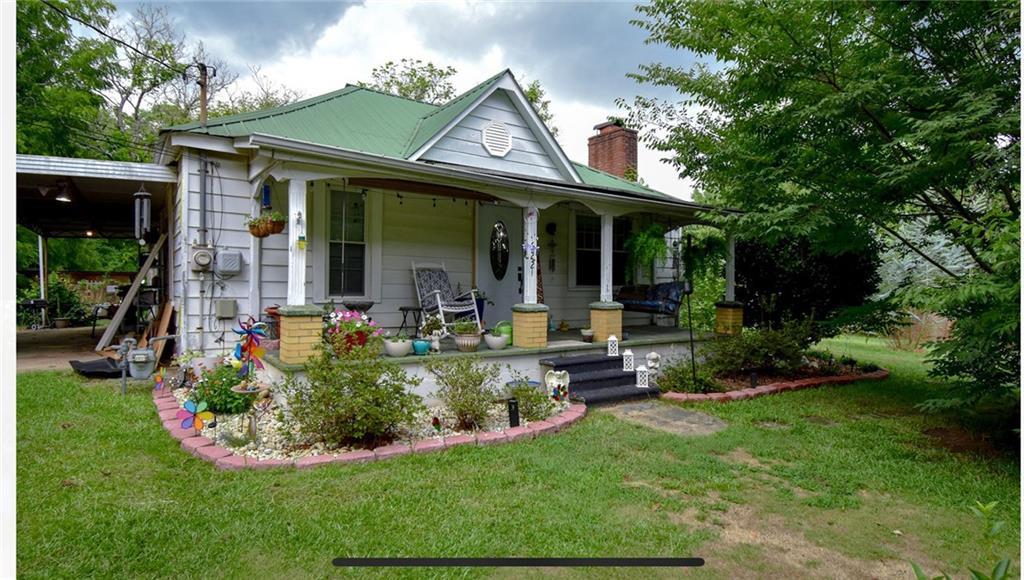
(454, 333), (482, 352)
(384, 340), (413, 357)
(483, 333), (509, 350)
(190, 356), (221, 374)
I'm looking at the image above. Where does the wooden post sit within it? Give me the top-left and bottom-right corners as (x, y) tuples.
(286, 179), (307, 306)
(600, 213), (614, 302)
(522, 205), (538, 305)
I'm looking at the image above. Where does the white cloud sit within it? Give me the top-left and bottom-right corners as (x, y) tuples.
(195, 0), (693, 198)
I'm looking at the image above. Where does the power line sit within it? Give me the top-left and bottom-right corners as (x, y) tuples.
(38, 0), (189, 78)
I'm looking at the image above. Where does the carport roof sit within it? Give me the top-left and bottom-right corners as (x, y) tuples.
(16, 155), (177, 238)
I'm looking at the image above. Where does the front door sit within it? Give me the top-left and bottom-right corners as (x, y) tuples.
(476, 204), (523, 327)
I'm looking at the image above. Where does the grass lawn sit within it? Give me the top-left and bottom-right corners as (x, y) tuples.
(17, 336), (1019, 578)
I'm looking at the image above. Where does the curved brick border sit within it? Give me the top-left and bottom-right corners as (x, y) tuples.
(151, 387), (587, 470)
(660, 369), (890, 404)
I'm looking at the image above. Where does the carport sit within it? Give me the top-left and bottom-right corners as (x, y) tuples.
(16, 154), (178, 358)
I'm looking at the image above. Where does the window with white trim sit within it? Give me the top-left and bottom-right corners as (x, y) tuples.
(574, 214), (631, 286)
(328, 189), (366, 296)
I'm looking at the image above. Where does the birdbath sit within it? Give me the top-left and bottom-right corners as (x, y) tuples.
(231, 383), (272, 444)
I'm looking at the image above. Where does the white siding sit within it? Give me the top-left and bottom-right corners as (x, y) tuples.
(420, 90), (563, 180)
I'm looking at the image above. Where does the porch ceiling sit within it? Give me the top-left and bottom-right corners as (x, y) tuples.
(16, 155), (175, 238)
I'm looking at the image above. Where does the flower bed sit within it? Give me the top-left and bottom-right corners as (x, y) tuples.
(153, 385), (585, 470)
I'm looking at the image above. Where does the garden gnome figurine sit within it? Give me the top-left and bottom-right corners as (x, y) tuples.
(646, 352), (662, 375)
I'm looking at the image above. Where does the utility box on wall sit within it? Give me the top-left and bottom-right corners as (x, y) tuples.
(215, 250), (243, 276)
(215, 299), (237, 320)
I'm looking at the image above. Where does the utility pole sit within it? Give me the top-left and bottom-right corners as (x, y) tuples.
(197, 62), (209, 126)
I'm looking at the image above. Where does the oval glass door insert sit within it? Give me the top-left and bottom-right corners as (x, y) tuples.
(490, 220), (509, 280)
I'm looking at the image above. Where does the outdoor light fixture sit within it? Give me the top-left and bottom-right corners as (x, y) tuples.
(55, 189), (72, 203)
(85, 230), (94, 237)
(507, 398), (520, 428)
(607, 335), (618, 357)
(623, 349), (634, 371)
(134, 184), (151, 242)
(636, 365), (649, 389)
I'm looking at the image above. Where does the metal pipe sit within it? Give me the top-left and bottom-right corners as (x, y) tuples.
(199, 152), (208, 246)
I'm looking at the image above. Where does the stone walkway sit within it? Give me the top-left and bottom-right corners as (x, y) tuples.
(604, 400), (727, 436)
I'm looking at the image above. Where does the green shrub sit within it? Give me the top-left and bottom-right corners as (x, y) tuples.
(658, 358), (722, 393)
(285, 343), (424, 448)
(857, 361), (881, 373)
(505, 382), (553, 422)
(453, 319), (479, 335)
(17, 273), (90, 326)
(703, 320), (813, 376)
(425, 356), (500, 430)
(190, 364), (250, 414)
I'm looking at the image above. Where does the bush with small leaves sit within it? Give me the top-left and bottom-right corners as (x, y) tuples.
(190, 363), (250, 414)
(426, 356), (500, 430)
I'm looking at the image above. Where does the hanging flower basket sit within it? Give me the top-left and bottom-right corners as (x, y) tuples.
(246, 211), (287, 238)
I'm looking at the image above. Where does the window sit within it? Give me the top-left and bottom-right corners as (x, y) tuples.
(328, 190), (366, 296)
(574, 214), (631, 286)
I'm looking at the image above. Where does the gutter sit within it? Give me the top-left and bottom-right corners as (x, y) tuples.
(243, 133), (733, 217)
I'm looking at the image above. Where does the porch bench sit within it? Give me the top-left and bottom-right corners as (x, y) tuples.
(614, 281), (686, 317)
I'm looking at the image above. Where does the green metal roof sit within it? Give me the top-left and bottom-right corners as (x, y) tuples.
(165, 71), (681, 201)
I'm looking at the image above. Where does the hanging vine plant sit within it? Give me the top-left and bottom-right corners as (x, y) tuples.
(624, 224), (668, 284)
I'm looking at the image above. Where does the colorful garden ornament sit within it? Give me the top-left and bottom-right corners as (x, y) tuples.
(177, 400), (215, 432)
(232, 317), (267, 379)
(153, 368), (165, 391)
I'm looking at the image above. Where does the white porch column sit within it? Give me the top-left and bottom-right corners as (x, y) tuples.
(286, 179), (308, 305)
(599, 213), (614, 302)
(37, 235), (49, 327)
(724, 234), (736, 302)
(522, 205), (539, 304)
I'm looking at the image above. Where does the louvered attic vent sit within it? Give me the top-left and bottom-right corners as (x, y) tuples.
(482, 121), (512, 157)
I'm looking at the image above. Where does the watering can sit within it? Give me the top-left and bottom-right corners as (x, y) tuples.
(493, 320), (513, 342)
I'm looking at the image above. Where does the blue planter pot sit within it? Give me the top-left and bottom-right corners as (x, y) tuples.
(412, 339), (431, 356)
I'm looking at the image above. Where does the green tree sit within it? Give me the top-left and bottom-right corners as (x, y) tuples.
(522, 78), (558, 136)
(623, 1), (1020, 412)
(360, 58), (457, 104)
(16, 0), (115, 157)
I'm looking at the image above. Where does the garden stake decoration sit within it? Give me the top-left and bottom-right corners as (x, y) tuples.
(153, 368), (165, 391)
(233, 317), (267, 379)
(177, 400), (215, 433)
(432, 416), (444, 444)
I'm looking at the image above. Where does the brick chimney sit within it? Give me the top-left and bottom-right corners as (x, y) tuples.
(587, 120), (638, 178)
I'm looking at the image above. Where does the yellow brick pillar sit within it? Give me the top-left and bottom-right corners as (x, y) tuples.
(590, 301), (623, 343)
(715, 301), (744, 335)
(278, 305), (324, 364)
(512, 304), (549, 349)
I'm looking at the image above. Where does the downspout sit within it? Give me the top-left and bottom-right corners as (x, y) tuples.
(198, 152), (208, 246)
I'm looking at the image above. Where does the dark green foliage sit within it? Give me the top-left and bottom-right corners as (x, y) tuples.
(189, 364), (249, 415)
(703, 320), (814, 376)
(505, 383), (553, 422)
(624, 224), (667, 284)
(285, 344), (423, 448)
(735, 236), (881, 332)
(425, 357), (500, 430)
(17, 274), (89, 326)
(657, 358), (722, 394)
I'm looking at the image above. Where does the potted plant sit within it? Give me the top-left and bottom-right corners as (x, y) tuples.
(484, 329), (509, 350)
(580, 326), (594, 343)
(383, 332), (413, 357)
(245, 210), (286, 238)
(452, 319), (482, 352)
(420, 314), (444, 353)
(412, 337), (431, 356)
(323, 308), (381, 356)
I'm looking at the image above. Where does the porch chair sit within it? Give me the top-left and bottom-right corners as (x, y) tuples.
(411, 261), (482, 336)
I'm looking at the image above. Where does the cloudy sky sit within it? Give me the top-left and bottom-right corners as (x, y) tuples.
(118, 1), (697, 198)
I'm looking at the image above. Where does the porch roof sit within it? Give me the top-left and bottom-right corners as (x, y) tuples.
(162, 70), (687, 205)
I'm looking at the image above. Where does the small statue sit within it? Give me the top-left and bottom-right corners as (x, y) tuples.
(645, 352), (662, 374)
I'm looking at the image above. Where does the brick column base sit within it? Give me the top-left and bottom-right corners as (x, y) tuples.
(278, 305), (324, 364)
(512, 304), (549, 348)
(715, 301), (743, 335)
(590, 301), (623, 342)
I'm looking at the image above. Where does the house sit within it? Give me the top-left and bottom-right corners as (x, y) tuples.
(17, 69), (741, 399)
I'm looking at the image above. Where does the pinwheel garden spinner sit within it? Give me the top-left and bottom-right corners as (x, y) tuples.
(178, 400), (215, 432)
(153, 368), (164, 391)
(233, 317), (267, 379)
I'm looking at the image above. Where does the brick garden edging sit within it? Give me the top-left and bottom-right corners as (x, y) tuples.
(151, 387), (587, 471)
(660, 369), (890, 404)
